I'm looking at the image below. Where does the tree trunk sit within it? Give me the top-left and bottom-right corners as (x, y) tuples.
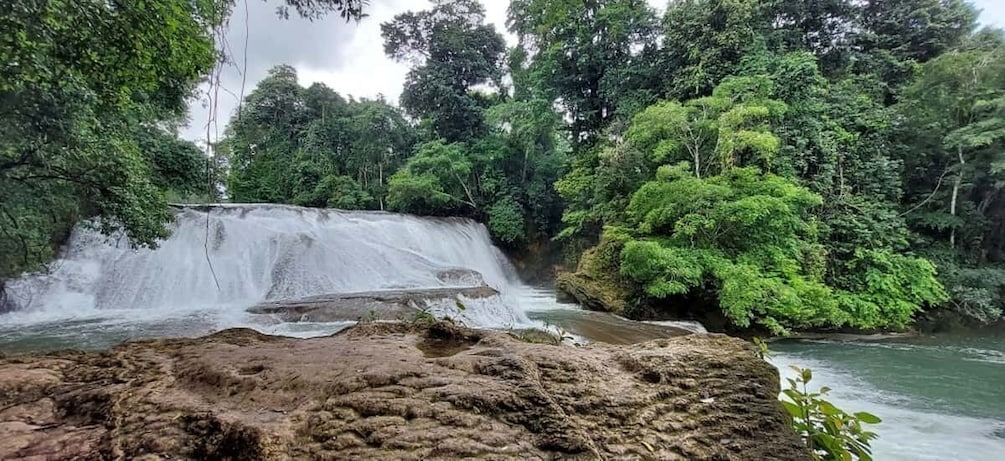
(453, 172), (478, 209)
(523, 148), (529, 185)
(950, 146), (965, 248)
(378, 162), (384, 211)
(693, 150), (700, 178)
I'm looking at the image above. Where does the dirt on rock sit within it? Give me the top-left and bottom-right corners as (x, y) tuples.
(0, 322), (809, 460)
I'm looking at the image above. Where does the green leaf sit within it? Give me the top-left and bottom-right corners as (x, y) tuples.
(854, 412), (882, 424)
(819, 401), (842, 417)
(780, 400), (802, 418)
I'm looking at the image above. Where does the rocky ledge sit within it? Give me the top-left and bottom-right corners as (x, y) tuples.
(0, 322), (808, 460)
(247, 286), (499, 322)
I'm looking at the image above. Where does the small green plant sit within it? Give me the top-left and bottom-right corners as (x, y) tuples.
(361, 309), (380, 323)
(753, 337), (773, 360)
(782, 366), (881, 461)
(410, 307), (437, 326)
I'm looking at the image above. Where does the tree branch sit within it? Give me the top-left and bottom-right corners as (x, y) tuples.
(899, 167), (952, 218)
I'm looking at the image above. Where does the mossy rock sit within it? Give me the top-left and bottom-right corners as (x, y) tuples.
(556, 272), (630, 314)
(556, 239), (633, 314)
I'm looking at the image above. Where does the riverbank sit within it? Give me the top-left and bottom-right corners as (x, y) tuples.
(556, 263), (1005, 337)
(0, 321), (808, 460)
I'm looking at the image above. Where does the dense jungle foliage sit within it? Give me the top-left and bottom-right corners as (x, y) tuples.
(3, 0), (1004, 332)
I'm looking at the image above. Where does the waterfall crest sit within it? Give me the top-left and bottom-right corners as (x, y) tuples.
(5, 205), (527, 327)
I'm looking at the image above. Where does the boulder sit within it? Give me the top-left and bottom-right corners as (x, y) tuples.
(556, 271), (630, 314)
(0, 322), (809, 460)
(555, 241), (633, 314)
(434, 268), (486, 287)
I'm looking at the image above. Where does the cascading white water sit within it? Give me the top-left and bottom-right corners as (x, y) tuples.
(2, 205), (541, 336)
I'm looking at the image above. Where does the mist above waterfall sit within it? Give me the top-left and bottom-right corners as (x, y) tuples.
(4, 205), (530, 328)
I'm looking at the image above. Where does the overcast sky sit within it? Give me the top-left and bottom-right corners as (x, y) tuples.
(181, 0), (1005, 142)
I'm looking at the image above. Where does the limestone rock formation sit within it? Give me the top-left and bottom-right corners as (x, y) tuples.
(0, 322), (809, 460)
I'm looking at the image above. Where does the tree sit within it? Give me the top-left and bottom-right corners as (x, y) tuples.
(660, 0), (766, 100)
(556, 76), (786, 241)
(387, 140), (478, 215)
(0, 0), (223, 279)
(620, 163), (945, 333)
(508, 0), (659, 144)
(226, 65), (309, 203)
(485, 97), (568, 238)
(348, 99), (417, 209)
(226, 67), (415, 208)
(271, 0), (367, 20)
(853, 0), (979, 96)
(619, 165), (840, 333)
(741, 53), (922, 320)
(136, 127), (215, 201)
(897, 45), (1005, 322)
(761, 0), (857, 76)
(381, 0), (506, 142)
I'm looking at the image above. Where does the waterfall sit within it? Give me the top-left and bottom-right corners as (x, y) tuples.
(3, 205), (536, 331)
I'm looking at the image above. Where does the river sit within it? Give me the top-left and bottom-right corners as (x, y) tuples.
(771, 333), (1005, 460)
(1, 205), (1002, 459)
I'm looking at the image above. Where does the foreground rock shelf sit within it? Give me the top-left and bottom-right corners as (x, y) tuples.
(0, 322), (808, 460)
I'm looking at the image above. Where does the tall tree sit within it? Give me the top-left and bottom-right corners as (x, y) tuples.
(381, 0), (506, 142)
(347, 99), (417, 209)
(226, 65), (310, 203)
(660, 0), (766, 100)
(761, 0), (857, 75)
(508, 0), (659, 144)
(854, 0), (979, 96)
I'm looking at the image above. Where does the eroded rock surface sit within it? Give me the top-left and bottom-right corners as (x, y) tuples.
(0, 322), (808, 460)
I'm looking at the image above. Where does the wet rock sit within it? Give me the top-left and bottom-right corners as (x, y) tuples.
(556, 271), (630, 314)
(0, 322), (810, 460)
(528, 309), (693, 344)
(555, 241), (632, 314)
(247, 286), (499, 322)
(0, 282), (18, 314)
(435, 268), (486, 286)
